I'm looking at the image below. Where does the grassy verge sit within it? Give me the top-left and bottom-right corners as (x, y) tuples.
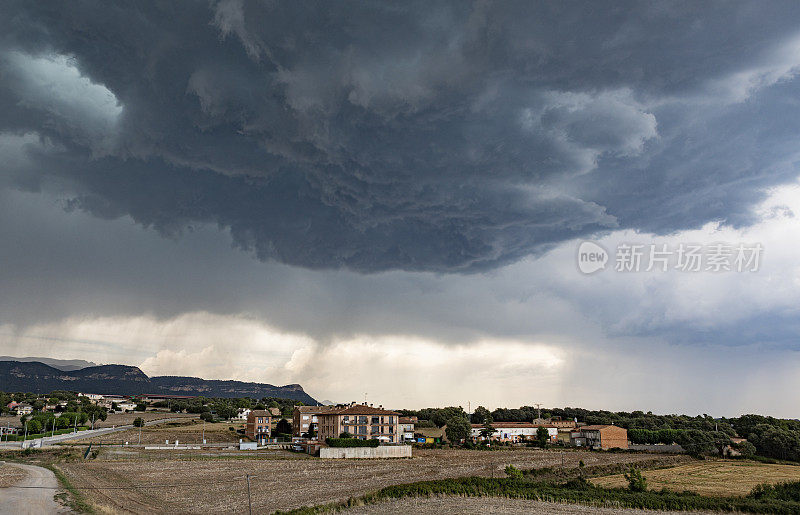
(44, 463), (94, 513)
(272, 476), (800, 514)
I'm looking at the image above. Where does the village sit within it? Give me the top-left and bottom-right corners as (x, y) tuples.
(3, 393), (634, 457)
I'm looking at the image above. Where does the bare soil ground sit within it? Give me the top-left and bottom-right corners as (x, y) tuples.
(592, 459), (800, 496)
(344, 496), (719, 514)
(0, 462), (27, 487)
(57, 448), (687, 514)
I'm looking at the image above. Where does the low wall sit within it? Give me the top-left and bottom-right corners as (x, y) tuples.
(320, 445), (412, 459)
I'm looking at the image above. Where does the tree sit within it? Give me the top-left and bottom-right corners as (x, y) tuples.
(444, 416), (472, 444)
(471, 406), (492, 424)
(536, 426), (549, 448)
(133, 417), (144, 428)
(479, 414), (496, 441)
(339, 431), (352, 439)
(432, 407), (468, 428)
(276, 418), (292, 435)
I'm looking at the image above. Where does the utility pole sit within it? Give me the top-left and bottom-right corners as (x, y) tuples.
(138, 424), (142, 445)
(21, 422), (27, 449)
(534, 403), (542, 422)
(202, 419), (205, 444)
(73, 415), (77, 434)
(246, 473), (253, 515)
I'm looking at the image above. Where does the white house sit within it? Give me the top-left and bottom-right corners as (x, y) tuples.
(471, 423), (558, 443)
(235, 408), (251, 421)
(116, 402), (137, 412)
(16, 404), (34, 415)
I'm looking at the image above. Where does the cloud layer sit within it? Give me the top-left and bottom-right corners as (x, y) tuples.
(2, 2), (800, 271)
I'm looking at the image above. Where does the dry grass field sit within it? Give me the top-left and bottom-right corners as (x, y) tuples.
(57, 448), (688, 514)
(71, 420), (242, 445)
(591, 459), (800, 496)
(93, 412), (198, 428)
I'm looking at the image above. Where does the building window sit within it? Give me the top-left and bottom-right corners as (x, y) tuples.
(371, 416), (380, 424)
(358, 426), (367, 434)
(371, 425), (380, 434)
(358, 416), (367, 424)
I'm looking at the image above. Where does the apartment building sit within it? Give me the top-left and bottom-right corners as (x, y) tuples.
(316, 404), (401, 443)
(245, 410), (272, 445)
(399, 416), (417, 443)
(293, 405), (328, 437)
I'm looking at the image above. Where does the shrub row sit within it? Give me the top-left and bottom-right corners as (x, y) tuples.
(274, 476), (800, 514)
(3, 427), (89, 441)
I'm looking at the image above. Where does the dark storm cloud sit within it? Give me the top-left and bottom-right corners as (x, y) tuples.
(2, 1), (800, 272)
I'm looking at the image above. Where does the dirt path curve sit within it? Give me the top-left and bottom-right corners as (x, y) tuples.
(0, 462), (70, 514)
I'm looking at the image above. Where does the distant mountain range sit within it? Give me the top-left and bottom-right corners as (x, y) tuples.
(0, 356), (98, 371)
(0, 360), (316, 404)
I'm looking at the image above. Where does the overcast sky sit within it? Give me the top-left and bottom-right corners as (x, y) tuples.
(1, 1), (800, 416)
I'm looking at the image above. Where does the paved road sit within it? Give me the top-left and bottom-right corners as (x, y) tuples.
(0, 462), (68, 514)
(0, 417), (191, 448)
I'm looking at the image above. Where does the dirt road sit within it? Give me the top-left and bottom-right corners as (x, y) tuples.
(0, 462), (69, 514)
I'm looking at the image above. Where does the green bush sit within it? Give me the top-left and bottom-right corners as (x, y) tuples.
(504, 465), (523, 479)
(748, 481), (800, 502)
(623, 465), (648, 492)
(325, 437), (380, 448)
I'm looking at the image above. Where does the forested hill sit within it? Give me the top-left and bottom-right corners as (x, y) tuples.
(0, 360), (316, 403)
